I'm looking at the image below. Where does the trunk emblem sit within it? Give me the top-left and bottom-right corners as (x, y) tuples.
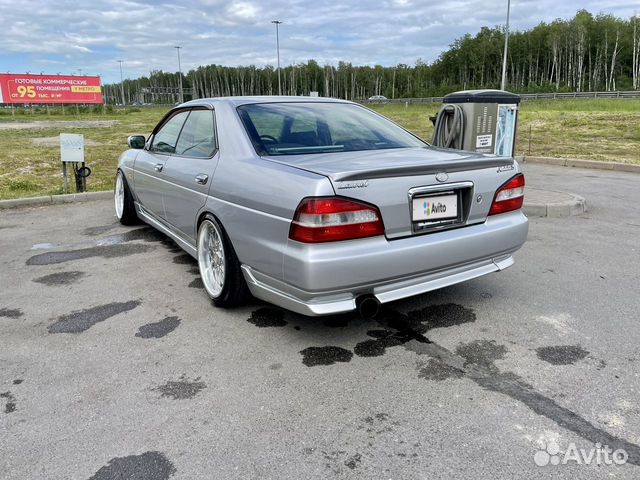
(435, 172), (449, 183)
(336, 180), (369, 190)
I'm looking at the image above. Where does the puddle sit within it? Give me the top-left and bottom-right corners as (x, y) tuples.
(48, 300), (140, 334)
(354, 330), (408, 357)
(135, 316), (181, 339)
(455, 339), (508, 371)
(33, 271), (85, 286)
(417, 358), (464, 381)
(247, 308), (287, 327)
(88, 451), (175, 480)
(0, 308), (23, 319)
(154, 375), (206, 399)
(300, 346), (353, 367)
(536, 345), (589, 365)
(1, 392), (16, 413)
(27, 244), (154, 265)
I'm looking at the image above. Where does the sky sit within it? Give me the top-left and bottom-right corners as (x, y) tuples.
(0, 0), (637, 83)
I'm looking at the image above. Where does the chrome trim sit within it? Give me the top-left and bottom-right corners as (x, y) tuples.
(408, 181), (474, 197)
(195, 174), (209, 185)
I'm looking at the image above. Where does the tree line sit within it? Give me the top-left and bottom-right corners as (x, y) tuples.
(103, 10), (640, 103)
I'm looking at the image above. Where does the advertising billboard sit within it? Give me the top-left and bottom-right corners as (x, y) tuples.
(0, 74), (103, 104)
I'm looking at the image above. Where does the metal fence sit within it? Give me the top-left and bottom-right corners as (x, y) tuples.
(362, 90), (640, 104)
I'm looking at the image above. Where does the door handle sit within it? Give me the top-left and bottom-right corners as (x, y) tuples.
(154, 163), (164, 172)
(195, 174), (209, 185)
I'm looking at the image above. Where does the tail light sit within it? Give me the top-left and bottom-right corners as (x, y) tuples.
(489, 174), (525, 215)
(289, 197), (385, 243)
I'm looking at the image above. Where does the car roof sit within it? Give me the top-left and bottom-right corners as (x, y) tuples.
(179, 96), (352, 108)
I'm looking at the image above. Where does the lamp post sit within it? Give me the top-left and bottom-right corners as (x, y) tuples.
(175, 46), (184, 104)
(118, 60), (125, 105)
(271, 20), (283, 95)
(500, 0), (511, 91)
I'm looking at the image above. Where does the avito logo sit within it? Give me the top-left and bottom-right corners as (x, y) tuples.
(431, 203), (447, 214)
(423, 201), (447, 216)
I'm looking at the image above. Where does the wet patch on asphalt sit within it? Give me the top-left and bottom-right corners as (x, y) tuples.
(307, 413), (418, 474)
(264, 301), (640, 464)
(300, 302), (640, 465)
(48, 300), (140, 334)
(154, 375), (206, 400)
(323, 316), (350, 328)
(417, 358), (464, 381)
(95, 227), (165, 246)
(408, 337), (640, 466)
(354, 330), (409, 357)
(344, 453), (362, 470)
(0, 307), (23, 319)
(296, 303), (474, 365)
(135, 316), (181, 339)
(12, 379), (23, 385)
(33, 271), (86, 286)
(27, 243), (155, 266)
(300, 346), (353, 367)
(1, 391), (17, 413)
(535, 345), (589, 365)
(83, 223), (119, 236)
(455, 339), (508, 371)
(247, 307), (287, 328)
(161, 238), (183, 254)
(405, 303), (476, 332)
(88, 451), (176, 480)
(172, 253), (194, 264)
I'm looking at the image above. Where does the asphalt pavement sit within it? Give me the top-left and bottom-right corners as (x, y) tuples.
(1, 162), (639, 479)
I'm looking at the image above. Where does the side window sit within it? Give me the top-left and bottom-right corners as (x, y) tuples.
(150, 111), (189, 154)
(174, 110), (217, 158)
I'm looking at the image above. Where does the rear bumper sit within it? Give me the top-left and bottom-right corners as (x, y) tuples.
(242, 210), (528, 316)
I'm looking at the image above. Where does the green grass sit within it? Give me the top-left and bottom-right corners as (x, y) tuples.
(0, 99), (638, 200)
(0, 107), (166, 200)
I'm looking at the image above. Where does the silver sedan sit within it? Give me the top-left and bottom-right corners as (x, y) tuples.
(115, 97), (528, 316)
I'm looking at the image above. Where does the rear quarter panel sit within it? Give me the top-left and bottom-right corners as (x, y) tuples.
(203, 102), (335, 282)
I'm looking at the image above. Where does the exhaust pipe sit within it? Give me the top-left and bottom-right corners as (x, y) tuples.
(356, 295), (381, 319)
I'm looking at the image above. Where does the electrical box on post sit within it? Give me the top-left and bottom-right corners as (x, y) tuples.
(433, 89), (521, 158)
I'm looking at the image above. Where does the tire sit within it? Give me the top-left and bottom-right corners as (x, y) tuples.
(197, 214), (251, 307)
(114, 170), (139, 225)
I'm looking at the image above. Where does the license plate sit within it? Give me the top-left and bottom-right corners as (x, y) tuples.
(412, 193), (458, 222)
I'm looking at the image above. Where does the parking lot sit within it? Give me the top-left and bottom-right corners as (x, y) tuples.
(1, 162), (639, 479)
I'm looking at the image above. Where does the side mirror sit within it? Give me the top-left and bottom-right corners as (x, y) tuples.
(127, 135), (146, 149)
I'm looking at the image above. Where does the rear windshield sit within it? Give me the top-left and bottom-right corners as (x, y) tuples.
(237, 102), (426, 156)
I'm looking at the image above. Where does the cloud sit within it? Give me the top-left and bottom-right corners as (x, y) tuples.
(0, 0), (636, 82)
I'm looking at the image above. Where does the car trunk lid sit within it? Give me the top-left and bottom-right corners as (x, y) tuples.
(264, 147), (518, 239)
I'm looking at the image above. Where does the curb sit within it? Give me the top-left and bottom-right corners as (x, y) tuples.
(523, 188), (587, 218)
(1, 187), (586, 218)
(518, 156), (640, 174)
(0, 191), (112, 210)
